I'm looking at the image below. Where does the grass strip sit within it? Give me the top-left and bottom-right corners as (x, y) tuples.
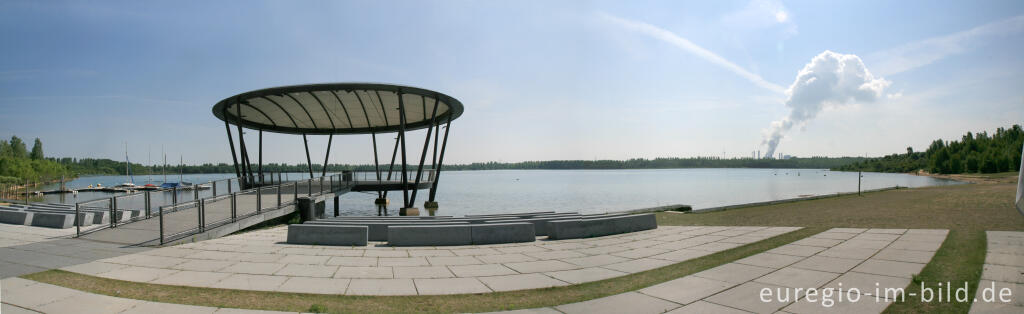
(23, 227), (821, 313)
(883, 229), (987, 313)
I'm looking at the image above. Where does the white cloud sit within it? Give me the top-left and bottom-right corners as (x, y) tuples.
(869, 14), (1024, 76)
(763, 51), (890, 157)
(599, 12), (786, 93)
(721, 0), (797, 35)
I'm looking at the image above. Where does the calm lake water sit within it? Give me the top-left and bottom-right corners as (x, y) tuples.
(37, 169), (962, 216)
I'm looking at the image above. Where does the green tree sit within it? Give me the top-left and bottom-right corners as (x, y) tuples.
(29, 138), (43, 160)
(8, 136), (27, 159)
(966, 152), (980, 173)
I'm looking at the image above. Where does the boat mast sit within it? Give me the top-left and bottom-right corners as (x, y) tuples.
(163, 146), (167, 183)
(179, 155), (183, 183)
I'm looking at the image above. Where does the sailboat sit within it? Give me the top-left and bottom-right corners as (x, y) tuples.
(114, 142), (137, 190)
(159, 155), (194, 189)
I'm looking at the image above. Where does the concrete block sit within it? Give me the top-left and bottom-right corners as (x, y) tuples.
(486, 214), (583, 236)
(307, 221), (470, 241)
(547, 213), (657, 240)
(28, 212), (74, 228)
(287, 224), (368, 246)
(471, 223), (535, 245)
(388, 224), (472, 246)
(0, 209), (33, 225)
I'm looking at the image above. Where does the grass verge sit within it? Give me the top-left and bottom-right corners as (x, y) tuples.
(23, 227), (819, 313)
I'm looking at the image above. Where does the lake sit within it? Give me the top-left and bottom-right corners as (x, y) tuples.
(36, 168), (962, 217)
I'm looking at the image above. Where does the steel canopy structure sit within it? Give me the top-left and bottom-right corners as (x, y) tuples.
(212, 83), (463, 214)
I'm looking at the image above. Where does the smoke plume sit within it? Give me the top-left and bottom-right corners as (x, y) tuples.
(762, 50), (890, 157)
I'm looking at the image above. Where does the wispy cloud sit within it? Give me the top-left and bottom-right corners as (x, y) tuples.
(599, 12), (786, 94)
(869, 14), (1024, 76)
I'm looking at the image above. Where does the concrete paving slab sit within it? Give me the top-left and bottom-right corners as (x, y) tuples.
(812, 232), (858, 240)
(476, 253), (537, 264)
(478, 273), (569, 292)
(822, 272), (909, 298)
(426, 256), (483, 266)
(504, 260), (579, 273)
(346, 278), (417, 295)
(210, 274), (288, 292)
(275, 276), (349, 294)
(611, 247), (671, 259)
(665, 301), (750, 313)
(790, 256), (862, 274)
(276, 254), (330, 265)
(121, 301), (219, 314)
(98, 266), (179, 282)
(865, 228), (906, 234)
(1, 279), (80, 308)
(449, 264), (518, 277)
(649, 249), (710, 262)
(379, 257), (430, 267)
(873, 248), (936, 264)
(546, 267), (627, 284)
(754, 267), (840, 289)
(58, 261), (128, 276)
(36, 292), (142, 314)
(393, 266), (455, 278)
(694, 263), (775, 284)
(705, 281), (792, 313)
(220, 262), (286, 275)
(555, 291), (680, 314)
(981, 264), (1024, 284)
(639, 275), (736, 305)
(790, 237), (843, 248)
(782, 293), (893, 314)
(735, 253), (804, 269)
(836, 239), (891, 250)
(560, 254), (631, 267)
(767, 245), (825, 257)
(524, 250), (586, 260)
(334, 266), (393, 278)
(0, 303), (40, 314)
(887, 240), (942, 252)
(408, 249), (455, 257)
(985, 252), (1024, 267)
(325, 256), (377, 267)
(414, 277), (491, 295)
(852, 259), (926, 279)
(274, 264), (338, 278)
(601, 257), (675, 273)
(817, 247), (880, 260)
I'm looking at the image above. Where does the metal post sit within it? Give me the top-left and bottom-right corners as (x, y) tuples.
(145, 191), (151, 218)
(428, 117), (452, 202)
(75, 203), (80, 237)
(198, 199), (204, 234)
(334, 195), (340, 217)
(293, 182), (298, 203)
(308, 179), (313, 196)
(277, 184), (282, 208)
(858, 171), (862, 196)
(303, 134), (314, 178)
(194, 186), (199, 201)
(258, 129), (264, 185)
(159, 204), (165, 245)
(110, 197), (117, 228)
(212, 181), (217, 196)
(231, 192), (237, 221)
(322, 134), (333, 177)
(398, 89), (409, 208)
(409, 96), (440, 205)
(172, 187), (178, 204)
(383, 133), (401, 199)
(236, 101), (253, 188)
(228, 179), (233, 194)
(371, 132), (381, 198)
(224, 108), (242, 181)
(257, 186), (262, 214)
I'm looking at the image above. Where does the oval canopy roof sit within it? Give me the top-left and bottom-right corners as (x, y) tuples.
(212, 83), (464, 135)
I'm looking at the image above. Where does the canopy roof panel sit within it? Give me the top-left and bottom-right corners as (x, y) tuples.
(212, 83), (464, 135)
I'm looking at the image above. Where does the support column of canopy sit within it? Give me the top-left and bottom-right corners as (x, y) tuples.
(427, 116), (452, 209)
(397, 89), (414, 216)
(223, 106), (242, 182)
(408, 96), (440, 214)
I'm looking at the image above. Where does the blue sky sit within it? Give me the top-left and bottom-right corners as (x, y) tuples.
(1, 0), (1022, 165)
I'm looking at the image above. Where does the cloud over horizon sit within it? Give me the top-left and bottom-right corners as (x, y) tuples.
(763, 51), (890, 157)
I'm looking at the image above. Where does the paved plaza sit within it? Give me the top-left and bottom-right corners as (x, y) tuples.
(504, 227), (949, 314)
(60, 225), (801, 295)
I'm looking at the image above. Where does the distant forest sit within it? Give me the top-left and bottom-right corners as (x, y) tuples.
(53, 156), (870, 177)
(835, 125), (1024, 174)
(0, 136), (69, 184)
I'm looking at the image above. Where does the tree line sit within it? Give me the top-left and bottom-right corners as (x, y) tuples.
(834, 125), (1024, 174)
(0, 136), (70, 184)
(51, 155), (869, 176)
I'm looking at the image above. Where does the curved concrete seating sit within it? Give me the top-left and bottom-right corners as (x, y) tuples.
(5, 204), (110, 225)
(28, 212), (75, 228)
(0, 210), (33, 225)
(388, 222), (535, 246)
(547, 213), (657, 240)
(305, 220), (471, 241)
(485, 214), (584, 236)
(287, 224), (367, 246)
(465, 211), (556, 219)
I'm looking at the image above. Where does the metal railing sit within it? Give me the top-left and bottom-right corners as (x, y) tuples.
(157, 173), (350, 245)
(73, 172), (287, 236)
(350, 169), (436, 183)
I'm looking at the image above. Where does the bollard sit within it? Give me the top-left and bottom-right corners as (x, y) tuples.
(212, 181), (217, 196)
(145, 191), (151, 218)
(231, 192), (237, 221)
(159, 205), (165, 245)
(277, 184), (282, 208)
(110, 197), (117, 228)
(172, 187), (178, 204)
(257, 186), (262, 214)
(75, 203), (80, 237)
(198, 199), (204, 233)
